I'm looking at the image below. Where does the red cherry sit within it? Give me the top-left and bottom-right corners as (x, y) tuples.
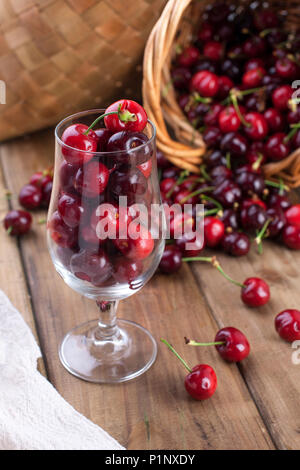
(243, 36), (266, 57)
(215, 327), (250, 362)
(265, 133), (290, 161)
(90, 203), (132, 240)
(159, 245), (182, 274)
(19, 184), (42, 210)
(241, 198), (266, 211)
(241, 277), (270, 307)
(58, 193), (83, 228)
(70, 249), (112, 285)
(244, 112), (268, 140)
(282, 225), (300, 250)
(137, 159), (152, 178)
(169, 213), (194, 239)
(272, 85), (293, 110)
(185, 364), (217, 401)
(275, 310), (300, 342)
(204, 216), (225, 248)
(178, 46), (200, 67)
(61, 124), (98, 166)
(221, 232), (250, 257)
(242, 67), (266, 88)
(114, 223), (154, 260)
(113, 258), (143, 284)
(217, 76), (234, 99)
(285, 204), (300, 228)
(4, 210), (32, 236)
(263, 108), (284, 133)
(59, 161), (79, 193)
(48, 211), (77, 248)
(175, 232), (205, 257)
(218, 105), (241, 133)
(104, 99), (147, 133)
(198, 22), (214, 42)
(203, 41), (223, 61)
(204, 103), (224, 127)
(74, 161), (109, 198)
(275, 58), (297, 80)
(190, 71), (219, 97)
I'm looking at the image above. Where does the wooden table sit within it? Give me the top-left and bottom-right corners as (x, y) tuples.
(1, 128), (300, 450)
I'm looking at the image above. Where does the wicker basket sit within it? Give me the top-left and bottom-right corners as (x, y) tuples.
(0, 0), (167, 142)
(143, 0), (300, 186)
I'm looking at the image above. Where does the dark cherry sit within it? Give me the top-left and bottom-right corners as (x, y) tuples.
(266, 207), (286, 238)
(156, 150), (169, 169)
(287, 107), (300, 125)
(241, 277), (270, 307)
(169, 213), (194, 239)
(215, 327), (250, 362)
(240, 204), (267, 232)
(193, 59), (219, 74)
(216, 75), (234, 99)
(263, 108), (285, 133)
(106, 131), (151, 165)
(203, 126), (222, 148)
(235, 171), (265, 196)
(243, 93), (265, 113)
(282, 225), (300, 250)
(175, 232), (205, 257)
(70, 249), (112, 285)
(210, 165), (232, 185)
(185, 364), (217, 401)
(275, 310), (300, 342)
(205, 150), (227, 168)
(213, 180), (242, 208)
(109, 165), (148, 204)
(74, 161), (109, 198)
(59, 161), (79, 193)
(113, 258), (143, 283)
(253, 8), (279, 31)
(203, 41), (223, 61)
(221, 58), (242, 81)
(217, 22), (235, 41)
(207, 2), (230, 24)
(292, 129), (300, 150)
(49, 211), (77, 248)
(275, 58), (298, 80)
(58, 193), (84, 228)
(265, 133), (290, 161)
(268, 193), (291, 211)
(4, 210), (32, 236)
(221, 232), (250, 257)
(171, 67), (192, 90)
(204, 216), (225, 248)
(41, 180), (53, 208)
(198, 21), (214, 42)
(220, 132), (249, 157)
(244, 58), (265, 72)
(220, 209), (239, 231)
(94, 128), (113, 151)
(19, 184), (42, 210)
(159, 245), (182, 274)
(204, 103), (224, 127)
(243, 36), (266, 58)
(162, 167), (181, 180)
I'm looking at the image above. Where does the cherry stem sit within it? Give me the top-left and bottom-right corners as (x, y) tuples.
(193, 92), (212, 105)
(200, 194), (223, 213)
(230, 91), (251, 128)
(226, 152), (231, 170)
(179, 186), (215, 204)
(185, 337), (225, 347)
(84, 112), (118, 135)
(255, 218), (272, 254)
(160, 338), (192, 373)
(166, 170), (190, 199)
(6, 226), (13, 235)
(265, 179), (289, 192)
(182, 256), (245, 288)
(200, 164), (212, 181)
(284, 123), (300, 143)
(252, 153), (264, 171)
(222, 87), (265, 105)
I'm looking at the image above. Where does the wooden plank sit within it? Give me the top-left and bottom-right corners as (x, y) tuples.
(190, 242), (300, 450)
(0, 129), (274, 449)
(0, 145), (46, 376)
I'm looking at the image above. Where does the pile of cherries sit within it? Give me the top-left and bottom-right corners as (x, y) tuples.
(4, 168), (53, 237)
(47, 99), (156, 288)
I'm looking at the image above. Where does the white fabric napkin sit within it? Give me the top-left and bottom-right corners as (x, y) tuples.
(0, 290), (124, 450)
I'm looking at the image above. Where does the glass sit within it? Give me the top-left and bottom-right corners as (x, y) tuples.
(47, 109), (166, 383)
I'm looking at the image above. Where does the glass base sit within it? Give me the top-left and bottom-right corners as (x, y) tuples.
(59, 319), (157, 383)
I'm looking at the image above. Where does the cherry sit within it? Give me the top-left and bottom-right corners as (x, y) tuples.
(190, 71), (219, 97)
(198, 21), (214, 42)
(242, 67), (266, 88)
(220, 132), (249, 157)
(178, 46), (200, 67)
(210, 165), (232, 185)
(74, 161), (109, 198)
(243, 36), (266, 57)
(160, 177), (177, 196)
(204, 103), (224, 127)
(70, 249), (112, 285)
(48, 211), (77, 248)
(159, 245), (182, 274)
(169, 213), (194, 239)
(217, 22), (235, 42)
(244, 58), (265, 72)
(241, 198), (266, 211)
(205, 150), (227, 168)
(94, 128), (113, 151)
(262, 74), (282, 97)
(4, 210), (32, 236)
(55, 245), (75, 269)
(275, 58), (297, 80)
(220, 209), (239, 231)
(61, 124), (98, 166)
(287, 107), (300, 125)
(104, 99), (147, 133)
(113, 258), (143, 283)
(244, 112), (268, 141)
(79, 225), (100, 248)
(240, 204), (267, 232)
(114, 223), (154, 260)
(268, 193), (291, 212)
(285, 204), (300, 228)
(265, 133), (290, 161)
(218, 106), (241, 133)
(156, 150), (169, 169)
(221, 58), (242, 81)
(215, 327), (250, 362)
(203, 126), (222, 148)
(29, 171), (52, 189)
(162, 167), (181, 180)
(241, 277), (270, 307)
(173, 189), (198, 205)
(282, 225), (300, 250)
(253, 8), (279, 31)
(161, 338), (217, 401)
(138, 159), (152, 178)
(109, 165), (147, 204)
(58, 193), (83, 228)
(263, 108), (284, 133)
(19, 184), (42, 210)
(90, 203), (132, 240)
(41, 181), (53, 208)
(221, 232), (250, 257)
(272, 85), (293, 111)
(266, 207), (286, 238)
(203, 41), (223, 61)
(204, 216), (225, 248)
(213, 180), (242, 207)
(171, 67), (192, 90)
(59, 161), (79, 193)
(207, 2), (230, 24)
(216, 76), (234, 99)
(175, 232), (205, 257)
(291, 129), (300, 150)
(235, 171), (265, 196)
(185, 364), (217, 401)
(275, 310), (300, 342)
(106, 131), (152, 165)
(193, 59), (218, 74)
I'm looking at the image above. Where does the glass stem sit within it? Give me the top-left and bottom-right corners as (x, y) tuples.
(95, 300), (119, 340)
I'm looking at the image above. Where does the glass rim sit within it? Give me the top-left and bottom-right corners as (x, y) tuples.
(55, 108), (156, 156)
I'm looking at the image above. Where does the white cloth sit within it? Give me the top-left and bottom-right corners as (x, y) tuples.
(0, 290), (124, 450)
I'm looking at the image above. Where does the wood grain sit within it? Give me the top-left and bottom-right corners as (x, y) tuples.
(0, 129), (275, 450)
